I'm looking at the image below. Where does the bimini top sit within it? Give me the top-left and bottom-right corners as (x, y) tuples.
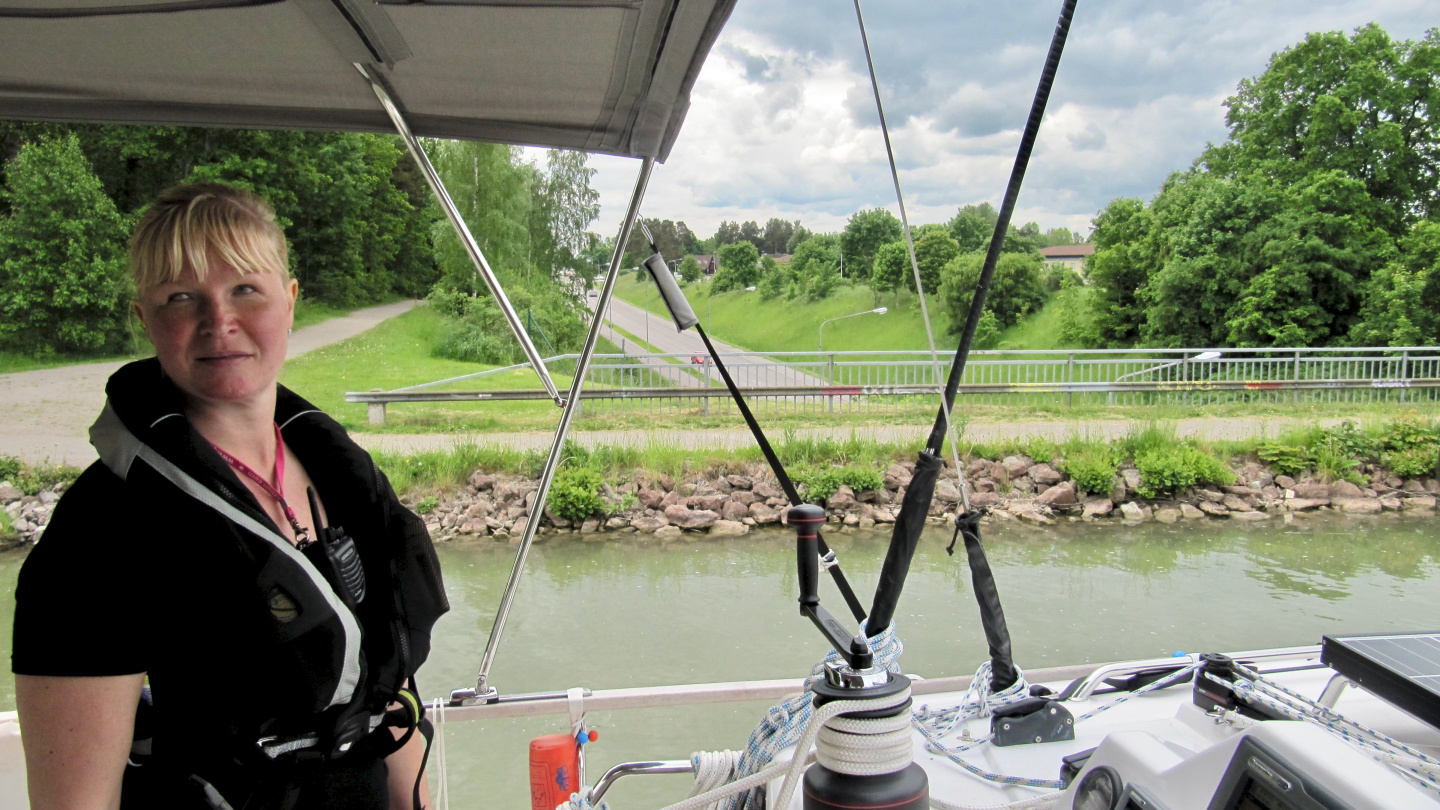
(0, 0), (735, 160)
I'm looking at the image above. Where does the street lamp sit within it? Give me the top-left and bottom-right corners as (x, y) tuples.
(1110, 351), (1222, 403)
(818, 307), (887, 352)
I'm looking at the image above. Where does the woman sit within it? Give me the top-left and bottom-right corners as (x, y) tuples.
(12, 184), (449, 809)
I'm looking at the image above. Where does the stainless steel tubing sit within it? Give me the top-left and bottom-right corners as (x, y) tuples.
(355, 63), (562, 405)
(467, 157), (656, 702)
(590, 761), (695, 804)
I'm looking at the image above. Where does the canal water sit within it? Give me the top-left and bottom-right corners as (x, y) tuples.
(1, 512), (1437, 807)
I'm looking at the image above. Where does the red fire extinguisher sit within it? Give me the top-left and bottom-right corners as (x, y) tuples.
(530, 728), (599, 810)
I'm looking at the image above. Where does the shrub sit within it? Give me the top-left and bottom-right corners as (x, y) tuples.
(1135, 445), (1231, 498)
(1310, 439), (1364, 485)
(415, 495), (439, 515)
(1384, 446), (1436, 479)
(794, 466), (884, 501)
(1380, 413), (1437, 452)
(1187, 449), (1235, 488)
(1256, 444), (1309, 476)
(550, 466), (604, 522)
(0, 510), (14, 542)
(1061, 448), (1119, 495)
(1316, 420), (1378, 460)
(0, 455), (21, 483)
(0, 458), (82, 495)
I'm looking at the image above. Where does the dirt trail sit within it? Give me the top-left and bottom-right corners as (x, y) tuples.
(0, 300), (416, 465)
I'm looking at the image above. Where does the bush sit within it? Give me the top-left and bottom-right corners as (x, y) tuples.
(1135, 445), (1231, 498)
(550, 466), (604, 522)
(1257, 444), (1308, 476)
(1384, 446), (1437, 479)
(794, 466), (884, 501)
(1317, 420), (1378, 459)
(1380, 413), (1437, 452)
(1061, 448), (1119, 495)
(0, 457), (82, 495)
(0, 455), (21, 483)
(415, 495), (439, 515)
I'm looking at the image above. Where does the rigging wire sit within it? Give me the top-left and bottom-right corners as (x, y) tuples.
(850, 0), (970, 509)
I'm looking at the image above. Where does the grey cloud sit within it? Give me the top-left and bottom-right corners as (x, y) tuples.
(1069, 122), (1107, 151)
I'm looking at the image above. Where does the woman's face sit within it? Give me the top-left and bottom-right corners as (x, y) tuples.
(134, 250), (297, 409)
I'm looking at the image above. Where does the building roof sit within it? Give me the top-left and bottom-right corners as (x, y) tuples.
(1039, 244), (1096, 258)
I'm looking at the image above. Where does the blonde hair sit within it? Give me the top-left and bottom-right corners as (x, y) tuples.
(129, 183), (289, 292)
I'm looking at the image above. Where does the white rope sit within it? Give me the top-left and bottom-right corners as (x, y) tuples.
(929, 794), (1064, 810)
(770, 685), (915, 810)
(430, 698), (450, 810)
(688, 750), (743, 809)
(816, 711), (913, 777)
(656, 758), (805, 810)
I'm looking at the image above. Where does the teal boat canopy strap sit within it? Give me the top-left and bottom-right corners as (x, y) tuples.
(0, 0), (737, 161)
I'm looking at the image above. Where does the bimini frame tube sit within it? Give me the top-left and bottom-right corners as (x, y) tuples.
(355, 63), (563, 405)
(456, 157), (656, 704)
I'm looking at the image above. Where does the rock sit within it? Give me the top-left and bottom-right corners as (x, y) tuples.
(934, 480), (961, 504)
(580, 518), (601, 533)
(660, 491), (683, 509)
(1109, 478), (1127, 504)
(711, 478), (733, 496)
(1331, 497), (1382, 514)
(1426, 479), (1440, 494)
(1222, 494), (1255, 513)
(1224, 485), (1261, 498)
(512, 516), (529, 536)
(858, 517), (876, 529)
(1402, 496), (1437, 511)
(1379, 497), (1403, 511)
(543, 506), (571, 528)
(1275, 475), (1297, 490)
(458, 520), (484, 535)
(1140, 505), (1154, 521)
(842, 513), (860, 526)
(990, 461), (1009, 482)
(966, 459), (990, 478)
(1287, 498), (1328, 511)
(654, 525), (683, 541)
(827, 485), (857, 510)
(1036, 481), (1077, 507)
(1154, 507), (1181, 524)
(753, 481), (785, 500)
(1027, 464), (1063, 485)
(1231, 510), (1272, 521)
(729, 490), (758, 507)
(676, 483), (697, 497)
(689, 494), (726, 512)
(631, 515), (668, 533)
(1002, 456), (1034, 478)
(468, 472), (496, 491)
(1293, 482), (1330, 500)
(883, 464), (912, 490)
(0, 485), (20, 503)
(605, 517), (628, 529)
(721, 500), (750, 521)
(1082, 499), (1114, 518)
(37, 490), (58, 505)
(656, 474), (675, 492)
(1119, 501), (1145, 521)
(1260, 485), (1282, 501)
(1017, 510), (1054, 526)
(664, 505), (718, 530)
(748, 503), (782, 525)
(1402, 479), (1428, 494)
(1010, 476), (1035, 494)
(710, 519), (749, 536)
(969, 492), (1002, 509)
(1197, 489), (1225, 503)
(1196, 500), (1230, 517)
(743, 517), (757, 526)
(637, 489), (666, 509)
(1120, 468), (1142, 494)
(726, 475), (754, 490)
(1329, 480), (1365, 498)
(972, 479), (997, 493)
(1180, 503), (1206, 520)
(1384, 475), (1404, 490)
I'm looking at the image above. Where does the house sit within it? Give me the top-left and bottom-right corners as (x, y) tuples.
(1038, 244), (1095, 275)
(692, 254), (718, 275)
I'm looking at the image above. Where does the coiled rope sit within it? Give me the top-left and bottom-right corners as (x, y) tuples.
(816, 710), (913, 777)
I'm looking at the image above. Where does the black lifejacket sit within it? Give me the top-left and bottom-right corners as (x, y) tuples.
(91, 359), (449, 808)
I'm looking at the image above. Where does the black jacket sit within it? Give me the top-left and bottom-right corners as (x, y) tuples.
(13, 358), (449, 808)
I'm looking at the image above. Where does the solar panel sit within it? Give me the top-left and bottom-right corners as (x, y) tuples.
(1322, 633), (1440, 731)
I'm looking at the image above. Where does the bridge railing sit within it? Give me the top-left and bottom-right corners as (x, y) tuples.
(347, 346), (1440, 424)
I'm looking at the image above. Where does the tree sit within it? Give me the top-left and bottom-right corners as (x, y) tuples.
(738, 220), (763, 250)
(840, 208), (902, 279)
(678, 254), (703, 284)
(529, 149), (599, 279)
(789, 234), (841, 279)
(785, 224), (813, 253)
(762, 218), (798, 254)
(0, 134), (130, 354)
(1086, 198), (1158, 345)
(758, 259), (789, 300)
(710, 241), (761, 294)
(948, 203), (998, 252)
(807, 258), (841, 300)
(938, 252), (1048, 335)
(714, 220), (742, 246)
(1351, 220), (1440, 346)
(907, 229), (961, 294)
(870, 240), (908, 301)
(428, 139), (534, 295)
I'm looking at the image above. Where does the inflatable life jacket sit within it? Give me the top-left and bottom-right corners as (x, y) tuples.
(89, 360), (450, 808)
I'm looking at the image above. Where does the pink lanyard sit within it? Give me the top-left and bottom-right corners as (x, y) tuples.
(211, 423), (310, 546)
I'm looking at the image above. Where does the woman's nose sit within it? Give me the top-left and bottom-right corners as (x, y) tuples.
(200, 296), (240, 334)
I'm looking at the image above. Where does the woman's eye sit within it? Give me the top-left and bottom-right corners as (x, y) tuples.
(166, 292), (193, 303)
(235, 284), (259, 295)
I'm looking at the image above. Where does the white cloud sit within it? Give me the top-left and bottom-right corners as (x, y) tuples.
(585, 0), (1438, 243)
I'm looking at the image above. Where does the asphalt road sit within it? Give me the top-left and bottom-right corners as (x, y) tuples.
(0, 299), (417, 465)
(589, 293), (829, 389)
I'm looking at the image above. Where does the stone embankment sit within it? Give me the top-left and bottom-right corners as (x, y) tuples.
(5, 456), (1437, 547)
(405, 455), (1439, 543)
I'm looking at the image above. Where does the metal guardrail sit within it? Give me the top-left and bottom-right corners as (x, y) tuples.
(347, 347), (1440, 423)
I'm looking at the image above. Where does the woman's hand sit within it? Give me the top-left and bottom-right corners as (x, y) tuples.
(16, 673), (144, 810)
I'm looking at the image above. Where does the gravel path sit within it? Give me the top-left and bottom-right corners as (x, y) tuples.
(0, 299), (417, 465)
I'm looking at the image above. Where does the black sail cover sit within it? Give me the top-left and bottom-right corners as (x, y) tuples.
(0, 0), (738, 162)
(865, 452), (939, 634)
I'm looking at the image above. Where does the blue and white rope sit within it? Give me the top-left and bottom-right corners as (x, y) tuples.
(717, 621), (903, 810)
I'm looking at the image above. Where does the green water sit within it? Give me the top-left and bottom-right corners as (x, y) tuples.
(3, 513), (1438, 807)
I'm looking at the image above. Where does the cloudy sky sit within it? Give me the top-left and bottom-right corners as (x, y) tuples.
(570, 0), (1435, 242)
